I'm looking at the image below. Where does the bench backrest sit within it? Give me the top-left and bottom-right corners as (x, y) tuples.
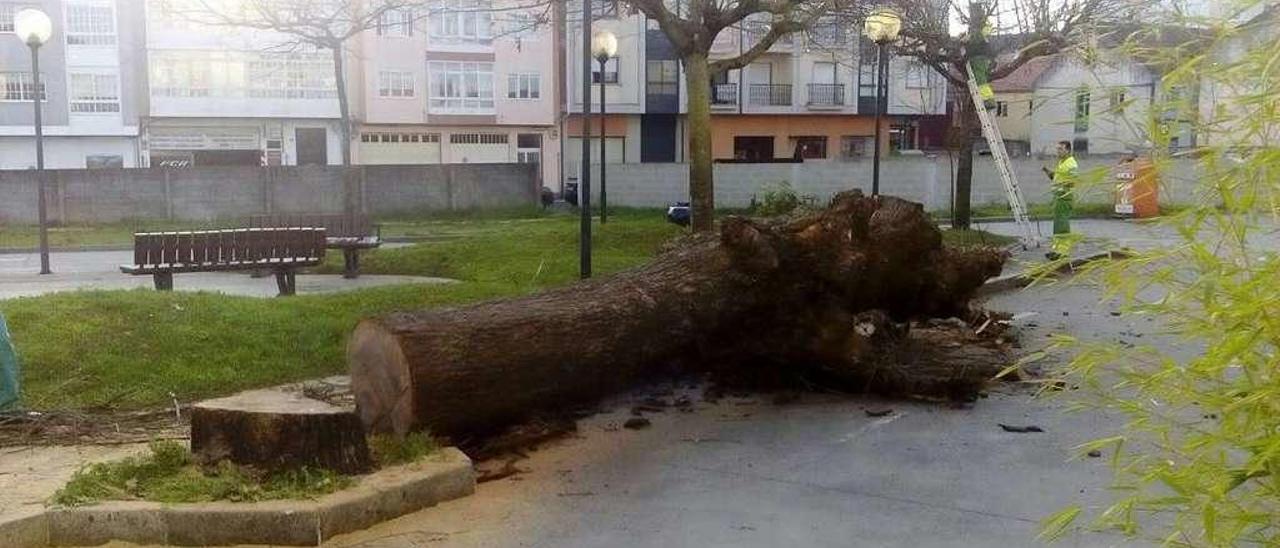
(132, 228), (326, 267)
(247, 214), (374, 239)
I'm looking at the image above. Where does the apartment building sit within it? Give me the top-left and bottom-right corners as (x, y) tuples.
(561, 6), (950, 189)
(140, 0), (344, 168)
(349, 0), (561, 187)
(0, 0), (145, 169)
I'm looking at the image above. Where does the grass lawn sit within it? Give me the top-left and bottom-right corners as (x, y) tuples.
(1, 209), (1007, 412)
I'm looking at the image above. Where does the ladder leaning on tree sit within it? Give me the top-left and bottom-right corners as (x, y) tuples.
(965, 62), (1042, 249)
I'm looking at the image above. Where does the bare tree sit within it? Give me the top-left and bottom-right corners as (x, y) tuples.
(873, 0), (1133, 229)
(172, 0), (426, 167)
(627, 0), (836, 232)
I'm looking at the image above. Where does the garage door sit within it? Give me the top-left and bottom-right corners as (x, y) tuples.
(358, 132), (442, 165)
(449, 133), (510, 163)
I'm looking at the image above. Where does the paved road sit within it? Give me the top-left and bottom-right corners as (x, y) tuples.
(0, 245), (447, 299)
(326, 279), (1155, 548)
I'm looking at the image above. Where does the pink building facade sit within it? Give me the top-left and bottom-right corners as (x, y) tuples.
(350, 3), (561, 190)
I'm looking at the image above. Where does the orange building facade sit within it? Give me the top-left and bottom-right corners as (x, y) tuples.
(709, 115), (886, 162)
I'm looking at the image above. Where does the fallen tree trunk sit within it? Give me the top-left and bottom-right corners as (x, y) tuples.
(350, 192), (1007, 439)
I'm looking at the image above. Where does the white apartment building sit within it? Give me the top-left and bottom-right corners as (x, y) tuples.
(139, 0), (343, 167)
(0, 0), (144, 170)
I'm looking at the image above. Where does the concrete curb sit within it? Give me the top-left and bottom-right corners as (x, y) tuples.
(0, 447), (475, 547)
(978, 250), (1134, 296)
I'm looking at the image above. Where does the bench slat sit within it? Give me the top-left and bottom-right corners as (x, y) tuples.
(123, 227), (327, 273)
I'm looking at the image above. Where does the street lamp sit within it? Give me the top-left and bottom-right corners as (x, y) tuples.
(579, 0), (593, 278)
(864, 8), (901, 197)
(591, 30), (617, 224)
(15, 9), (53, 275)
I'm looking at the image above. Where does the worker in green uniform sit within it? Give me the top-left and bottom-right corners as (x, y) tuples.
(1042, 140), (1078, 257)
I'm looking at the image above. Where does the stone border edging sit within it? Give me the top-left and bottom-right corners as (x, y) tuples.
(978, 250), (1134, 296)
(0, 447), (474, 547)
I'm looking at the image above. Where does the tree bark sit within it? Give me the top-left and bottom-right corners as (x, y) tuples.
(332, 45), (353, 167)
(684, 52), (716, 232)
(953, 100), (978, 230)
(349, 192), (1007, 440)
(191, 388), (372, 474)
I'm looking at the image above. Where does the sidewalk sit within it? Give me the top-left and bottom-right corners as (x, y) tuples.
(0, 247), (449, 300)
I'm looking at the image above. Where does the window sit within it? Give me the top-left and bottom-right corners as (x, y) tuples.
(431, 0), (493, 44)
(65, 1), (116, 46)
(1074, 90), (1091, 132)
(646, 60), (677, 95)
(247, 53), (337, 99)
(361, 132), (440, 143)
(0, 72), (45, 101)
(517, 133), (542, 164)
(376, 8), (413, 37)
(592, 0), (619, 18)
(905, 60), (931, 89)
(0, 4), (26, 33)
(995, 101), (1008, 117)
(592, 57), (619, 84)
(507, 12), (538, 40)
(428, 61), (494, 113)
(1109, 88), (1127, 110)
(86, 155), (123, 168)
(792, 136), (827, 159)
(517, 133), (541, 148)
(450, 133), (507, 144)
(69, 72), (120, 113)
(809, 18), (845, 46)
(379, 70), (415, 98)
(507, 72), (540, 99)
(839, 135), (871, 160)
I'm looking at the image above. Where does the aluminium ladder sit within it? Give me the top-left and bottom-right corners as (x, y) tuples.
(964, 62), (1041, 249)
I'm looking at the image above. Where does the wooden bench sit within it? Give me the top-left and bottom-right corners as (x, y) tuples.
(119, 228), (327, 296)
(247, 214), (382, 279)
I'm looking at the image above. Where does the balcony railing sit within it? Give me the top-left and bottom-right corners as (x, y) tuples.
(748, 84), (792, 106)
(807, 84), (845, 107)
(712, 83), (738, 106)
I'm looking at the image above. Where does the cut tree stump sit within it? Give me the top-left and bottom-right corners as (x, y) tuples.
(190, 388), (372, 474)
(350, 192), (1009, 440)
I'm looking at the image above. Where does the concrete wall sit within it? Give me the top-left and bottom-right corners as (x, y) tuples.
(0, 163), (538, 224)
(590, 154), (1203, 212)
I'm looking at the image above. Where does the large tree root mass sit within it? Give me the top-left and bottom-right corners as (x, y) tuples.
(350, 192), (1009, 440)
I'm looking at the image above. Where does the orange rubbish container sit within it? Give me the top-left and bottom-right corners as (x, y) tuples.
(1114, 157), (1159, 219)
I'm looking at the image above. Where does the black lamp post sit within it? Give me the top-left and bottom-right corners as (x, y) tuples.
(591, 30), (617, 224)
(15, 8), (53, 275)
(579, 0), (593, 279)
(864, 8), (901, 197)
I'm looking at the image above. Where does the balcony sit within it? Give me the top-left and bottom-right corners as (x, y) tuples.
(748, 84), (792, 107)
(807, 84), (845, 108)
(711, 83), (738, 108)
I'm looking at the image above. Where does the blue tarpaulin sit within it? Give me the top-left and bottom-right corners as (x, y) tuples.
(0, 313), (18, 411)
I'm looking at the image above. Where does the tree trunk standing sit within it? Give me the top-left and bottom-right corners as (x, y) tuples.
(331, 45), (357, 216)
(332, 45), (353, 166)
(947, 89), (980, 230)
(684, 52), (716, 232)
(350, 192), (1008, 440)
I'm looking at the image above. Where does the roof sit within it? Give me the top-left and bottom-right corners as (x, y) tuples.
(990, 55), (1059, 93)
